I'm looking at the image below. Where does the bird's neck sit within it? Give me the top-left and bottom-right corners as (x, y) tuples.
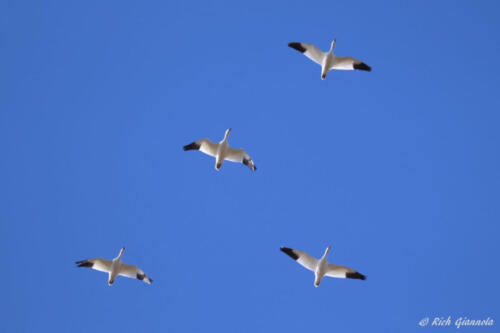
(329, 43), (335, 54)
(321, 247), (330, 261)
(116, 249), (124, 261)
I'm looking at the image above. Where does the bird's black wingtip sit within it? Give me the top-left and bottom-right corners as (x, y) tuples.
(243, 158), (257, 171)
(346, 272), (366, 280)
(280, 247), (299, 260)
(76, 260), (93, 268)
(353, 62), (371, 71)
(183, 142), (200, 151)
(288, 42), (307, 53)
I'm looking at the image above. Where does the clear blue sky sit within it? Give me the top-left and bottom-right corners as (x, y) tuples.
(1, 0), (499, 332)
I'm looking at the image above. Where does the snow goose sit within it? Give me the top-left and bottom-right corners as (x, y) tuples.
(280, 246), (365, 287)
(288, 39), (371, 79)
(183, 128), (257, 171)
(76, 247), (152, 286)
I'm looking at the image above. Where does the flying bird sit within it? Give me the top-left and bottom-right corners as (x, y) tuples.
(183, 128), (257, 171)
(76, 247), (152, 286)
(280, 246), (366, 287)
(288, 39), (371, 80)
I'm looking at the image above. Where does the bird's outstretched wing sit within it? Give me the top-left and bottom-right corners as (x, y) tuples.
(325, 264), (366, 280)
(75, 258), (112, 273)
(331, 56), (371, 71)
(288, 42), (325, 65)
(183, 138), (218, 157)
(119, 264), (153, 284)
(280, 247), (318, 271)
(225, 147), (257, 171)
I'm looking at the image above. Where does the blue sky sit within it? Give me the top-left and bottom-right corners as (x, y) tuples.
(1, 0), (499, 332)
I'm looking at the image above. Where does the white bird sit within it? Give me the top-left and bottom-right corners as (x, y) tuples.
(76, 247), (152, 286)
(183, 128), (257, 171)
(280, 246), (366, 287)
(288, 39), (371, 79)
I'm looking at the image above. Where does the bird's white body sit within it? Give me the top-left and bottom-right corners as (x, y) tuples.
(314, 246), (331, 286)
(320, 42), (337, 80)
(215, 129), (231, 170)
(108, 248), (125, 285)
(183, 128), (257, 171)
